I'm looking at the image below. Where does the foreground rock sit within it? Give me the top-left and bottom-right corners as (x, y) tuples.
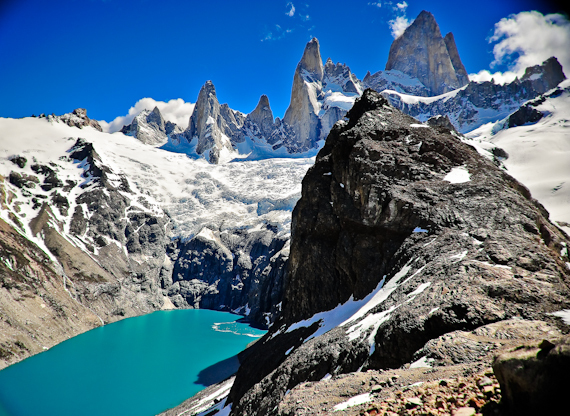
(224, 89), (570, 415)
(493, 335), (570, 415)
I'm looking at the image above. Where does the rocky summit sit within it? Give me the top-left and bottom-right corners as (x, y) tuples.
(385, 11), (469, 95)
(225, 89), (570, 415)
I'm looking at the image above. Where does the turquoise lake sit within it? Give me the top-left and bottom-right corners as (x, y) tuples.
(0, 310), (265, 416)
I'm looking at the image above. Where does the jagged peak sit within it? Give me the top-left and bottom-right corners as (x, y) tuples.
(199, 80), (217, 98)
(298, 37), (323, 80)
(256, 94), (270, 109)
(415, 10), (437, 26)
(521, 56), (566, 81)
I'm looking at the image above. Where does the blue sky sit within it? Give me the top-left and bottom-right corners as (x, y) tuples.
(0, 0), (568, 127)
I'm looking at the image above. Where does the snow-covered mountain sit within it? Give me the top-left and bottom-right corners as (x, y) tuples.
(381, 57), (566, 133)
(1, 8), (569, 374)
(465, 79), (570, 235)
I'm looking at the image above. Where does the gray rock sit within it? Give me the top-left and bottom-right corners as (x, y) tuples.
(493, 336), (570, 415)
(443, 32), (469, 87)
(283, 38), (324, 148)
(247, 95), (275, 138)
(183, 80), (244, 163)
(385, 11), (468, 95)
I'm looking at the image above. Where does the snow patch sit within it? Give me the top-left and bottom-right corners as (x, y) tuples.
(550, 309), (570, 326)
(409, 356), (434, 369)
(333, 393), (372, 411)
(444, 166), (471, 184)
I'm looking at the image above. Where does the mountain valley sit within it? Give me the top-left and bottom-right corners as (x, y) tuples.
(1, 8), (569, 416)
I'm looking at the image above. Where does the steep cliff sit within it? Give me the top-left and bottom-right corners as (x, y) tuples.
(385, 11), (468, 95)
(226, 89), (570, 415)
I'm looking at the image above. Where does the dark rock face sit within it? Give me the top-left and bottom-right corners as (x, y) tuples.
(427, 114), (456, 131)
(493, 336), (570, 414)
(385, 11), (468, 95)
(167, 227), (288, 327)
(507, 104), (543, 128)
(8, 155), (27, 169)
(227, 90), (570, 415)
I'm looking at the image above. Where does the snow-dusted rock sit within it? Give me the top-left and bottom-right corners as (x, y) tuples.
(120, 106), (179, 145)
(382, 57), (567, 133)
(46, 108), (103, 132)
(183, 80), (245, 164)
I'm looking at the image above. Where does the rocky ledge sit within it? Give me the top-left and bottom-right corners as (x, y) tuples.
(221, 89), (570, 415)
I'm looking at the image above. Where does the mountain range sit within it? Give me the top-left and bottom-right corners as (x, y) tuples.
(1, 9), (569, 416)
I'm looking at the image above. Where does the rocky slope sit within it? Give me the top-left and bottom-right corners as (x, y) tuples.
(223, 89), (570, 415)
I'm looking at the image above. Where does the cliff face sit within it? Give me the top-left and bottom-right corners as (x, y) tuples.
(385, 11), (468, 95)
(227, 90), (570, 415)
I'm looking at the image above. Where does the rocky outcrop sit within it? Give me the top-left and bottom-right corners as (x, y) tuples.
(46, 108), (103, 131)
(0, 214), (103, 369)
(226, 89), (570, 415)
(385, 11), (469, 95)
(382, 57), (567, 132)
(323, 58), (361, 94)
(121, 106), (180, 145)
(427, 114), (456, 131)
(493, 335), (570, 414)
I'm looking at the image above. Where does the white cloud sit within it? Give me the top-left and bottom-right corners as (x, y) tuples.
(395, 1), (407, 11)
(468, 69), (519, 84)
(490, 11), (570, 74)
(100, 98), (195, 133)
(286, 2), (295, 17)
(389, 15), (411, 38)
(367, 2), (382, 7)
(468, 11), (570, 85)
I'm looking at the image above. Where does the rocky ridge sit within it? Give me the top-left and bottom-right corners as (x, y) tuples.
(163, 38), (362, 163)
(382, 57), (567, 133)
(223, 90), (570, 415)
(43, 108), (103, 132)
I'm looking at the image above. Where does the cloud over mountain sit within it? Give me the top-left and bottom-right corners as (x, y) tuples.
(470, 11), (570, 83)
(100, 98), (195, 133)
